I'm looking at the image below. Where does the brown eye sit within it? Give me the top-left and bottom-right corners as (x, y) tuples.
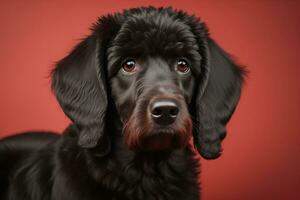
(175, 59), (190, 74)
(122, 59), (137, 74)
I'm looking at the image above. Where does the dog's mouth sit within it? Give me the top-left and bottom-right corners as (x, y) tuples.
(123, 91), (193, 152)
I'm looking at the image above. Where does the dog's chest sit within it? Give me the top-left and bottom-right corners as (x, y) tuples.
(98, 151), (199, 200)
(109, 168), (189, 200)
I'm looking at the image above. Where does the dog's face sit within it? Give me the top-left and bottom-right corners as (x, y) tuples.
(107, 18), (202, 151)
(52, 7), (245, 159)
(110, 56), (195, 151)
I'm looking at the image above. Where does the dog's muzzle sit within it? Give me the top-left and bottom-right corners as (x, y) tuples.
(124, 84), (192, 152)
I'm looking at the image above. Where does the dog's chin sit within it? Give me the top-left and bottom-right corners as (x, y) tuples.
(142, 135), (173, 151)
(140, 133), (189, 151)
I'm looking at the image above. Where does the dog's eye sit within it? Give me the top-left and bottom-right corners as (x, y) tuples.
(175, 59), (190, 74)
(122, 59), (137, 74)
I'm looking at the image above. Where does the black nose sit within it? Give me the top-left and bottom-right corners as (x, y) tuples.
(151, 100), (179, 125)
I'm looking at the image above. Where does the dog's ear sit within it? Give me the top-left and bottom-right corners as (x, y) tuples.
(51, 15), (120, 154)
(193, 38), (246, 159)
(52, 35), (108, 150)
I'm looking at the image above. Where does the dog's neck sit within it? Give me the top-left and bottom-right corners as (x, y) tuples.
(75, 115), (199, 199)
(87, 137), (197, 199)
(86, 115), (196, 177)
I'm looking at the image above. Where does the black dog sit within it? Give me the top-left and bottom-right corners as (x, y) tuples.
(0, 7), (245, 200)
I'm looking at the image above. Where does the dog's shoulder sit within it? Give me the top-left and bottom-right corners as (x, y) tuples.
(7, 126), (105, 199)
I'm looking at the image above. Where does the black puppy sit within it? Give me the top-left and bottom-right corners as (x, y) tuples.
(0, 7), (245, 200)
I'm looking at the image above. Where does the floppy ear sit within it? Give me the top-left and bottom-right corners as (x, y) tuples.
(51, 16), (120, 154)
(193, 38), (246, 159)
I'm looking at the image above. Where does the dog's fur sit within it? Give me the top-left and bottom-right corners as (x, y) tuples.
(0, 7), (245, 200)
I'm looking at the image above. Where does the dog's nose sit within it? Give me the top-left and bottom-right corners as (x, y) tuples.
(151, 100), (179, 125)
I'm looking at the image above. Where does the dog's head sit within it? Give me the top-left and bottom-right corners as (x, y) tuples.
(52, 7), (245, 159)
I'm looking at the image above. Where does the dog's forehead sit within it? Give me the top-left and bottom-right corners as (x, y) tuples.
(106, 11), (203, 77)
(110, 13), (200, 58)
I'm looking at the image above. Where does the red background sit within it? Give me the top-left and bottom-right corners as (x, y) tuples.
(0, 1), (299, 199)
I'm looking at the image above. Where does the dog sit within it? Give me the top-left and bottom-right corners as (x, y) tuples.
(0, 6), (245, 200)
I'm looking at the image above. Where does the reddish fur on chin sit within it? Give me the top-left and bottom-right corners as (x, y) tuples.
(124, 114), (193, 151)
(143, 135), (173, 150)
